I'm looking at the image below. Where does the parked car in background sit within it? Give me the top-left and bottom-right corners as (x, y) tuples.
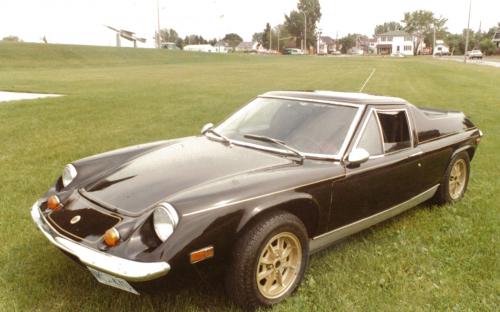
(348, 47), (364, 55)
(467, 50), (483, 59)
(283, 48), (304, 55)
(31, 91), (482, 309)
(433, 40), (451, 56)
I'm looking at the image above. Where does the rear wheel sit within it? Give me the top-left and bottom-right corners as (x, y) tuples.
(225, 211), (308, 308)
(433, 151), (470, 204)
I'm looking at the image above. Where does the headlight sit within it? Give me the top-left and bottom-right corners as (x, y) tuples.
(62, 164), (78, 187)
(153, 203), (179, 242)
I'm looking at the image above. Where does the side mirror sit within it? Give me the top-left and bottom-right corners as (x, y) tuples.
(347, 148), (370, 167)
(201, 123), (214, 135)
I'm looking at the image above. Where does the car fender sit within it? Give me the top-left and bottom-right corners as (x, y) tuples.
(235, 190), (322, 238)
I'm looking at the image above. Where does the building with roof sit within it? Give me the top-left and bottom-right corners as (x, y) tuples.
(318, 36), (339, 54)
(235, 42), (258, 52)
(183, 43), (228, 53)
(375, 30), (417, 56)
(493, 30), (500, 48)
(358, 37), (377, 54)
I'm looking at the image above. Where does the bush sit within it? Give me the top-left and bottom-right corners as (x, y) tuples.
(479, 38), (496, 56)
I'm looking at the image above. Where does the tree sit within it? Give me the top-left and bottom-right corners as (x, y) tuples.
(285, 0), (321, 50)
(183, 35), (208, 45)
(273, 24), (290, 52)
(445, 33), (463, 55)
(159, 28), (179, 44)
(175, 38), (184, 49)
(208, 38), (218, 46)
(252, 32), (264, 43)
(480, 38), (496, 55)
(284, 11), (305, 48)
(262, 23), (272, 49)
(374, 22), (403, 35)
(339, 34), (359, 54)
(223, 33), (243, 50)
(486, 22), (499, 38)
(2, 35), (21, 42)
(402, 10), (447, 55)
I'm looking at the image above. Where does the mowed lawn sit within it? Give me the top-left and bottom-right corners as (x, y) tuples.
(0, 43), (498, 311)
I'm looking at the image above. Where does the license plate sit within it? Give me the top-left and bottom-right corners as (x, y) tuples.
(88, 267), (140, 295)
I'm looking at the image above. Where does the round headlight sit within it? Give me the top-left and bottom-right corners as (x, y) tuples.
(153, 203), (179, 242)
(62, 164), (78, 187)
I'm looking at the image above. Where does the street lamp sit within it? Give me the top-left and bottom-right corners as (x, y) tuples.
(302, 11), (307, 54)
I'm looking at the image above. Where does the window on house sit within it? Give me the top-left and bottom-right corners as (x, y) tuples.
(376, 111), (411, 153)
(387, 36), (393, 42)
(357, 112), (383, 156)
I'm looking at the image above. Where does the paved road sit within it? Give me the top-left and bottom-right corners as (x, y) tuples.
(0, 91), (62, 103)
(436, 56), (500, 68)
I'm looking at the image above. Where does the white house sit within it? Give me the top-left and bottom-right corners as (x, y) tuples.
(183, 44), (228, 53)
(375, 30), (416, 56)
(493, 30), (500, 48)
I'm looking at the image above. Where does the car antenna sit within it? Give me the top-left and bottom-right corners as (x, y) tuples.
(359, 68), (376, 92)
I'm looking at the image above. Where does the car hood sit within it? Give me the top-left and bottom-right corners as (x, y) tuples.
(81, 136), (293, 215)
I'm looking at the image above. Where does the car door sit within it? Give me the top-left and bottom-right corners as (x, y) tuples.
(329, 107), (423, 229)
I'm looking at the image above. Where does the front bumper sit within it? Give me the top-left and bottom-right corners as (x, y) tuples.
(30, 201), (170, 282)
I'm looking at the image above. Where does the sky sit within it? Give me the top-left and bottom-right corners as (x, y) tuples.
(0, 0), (498, 48)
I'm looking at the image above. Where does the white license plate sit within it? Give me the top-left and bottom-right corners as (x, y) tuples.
(88, 267), (140, 295)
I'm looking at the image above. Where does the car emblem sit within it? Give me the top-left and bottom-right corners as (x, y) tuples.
(70, 215), (81, 224)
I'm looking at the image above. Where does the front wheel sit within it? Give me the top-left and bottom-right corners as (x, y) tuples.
(225, 211), (309, 308)
(433, 151), (470, 204)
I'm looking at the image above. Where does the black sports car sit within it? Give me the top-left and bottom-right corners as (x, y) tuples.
(31, 91), (482, 308)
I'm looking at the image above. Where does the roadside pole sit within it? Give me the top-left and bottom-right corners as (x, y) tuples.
(464, 0), (472, 63)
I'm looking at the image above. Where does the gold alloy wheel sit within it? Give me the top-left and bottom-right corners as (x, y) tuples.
(449, 159), (467, 200)
(256, 232), (302, 299)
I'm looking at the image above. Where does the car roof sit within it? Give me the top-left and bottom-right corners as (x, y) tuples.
(260, 91), (408, 105)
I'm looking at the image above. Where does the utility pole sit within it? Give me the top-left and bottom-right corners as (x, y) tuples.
(464, 0), (472, 63)
(269, 24), (272, 51)
(433, 26), (436, 56)
(277, 28), (280, 52)
(156, 0), (161, 48)
(302, 11), (307, 54)
(317, 29), (322, 54)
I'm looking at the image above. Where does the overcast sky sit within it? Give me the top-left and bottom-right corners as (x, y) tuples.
(0, 0), (498, 48)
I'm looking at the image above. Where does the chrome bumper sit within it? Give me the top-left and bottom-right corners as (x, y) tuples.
(30, 201), (170, 282)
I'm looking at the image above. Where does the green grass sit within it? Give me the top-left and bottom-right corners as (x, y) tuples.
(0, 42), (498, 311)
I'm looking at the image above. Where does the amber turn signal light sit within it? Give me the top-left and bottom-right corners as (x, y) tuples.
(190, 246), (214, 264)
(103, 228), (120, 247)
(47, 195), (62, 211)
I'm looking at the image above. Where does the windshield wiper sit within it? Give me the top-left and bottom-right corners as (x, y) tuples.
(205, 128), (232, 146)
(243, 134), (305, 163)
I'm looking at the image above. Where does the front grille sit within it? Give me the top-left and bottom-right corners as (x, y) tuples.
(48, 208), (120, 243)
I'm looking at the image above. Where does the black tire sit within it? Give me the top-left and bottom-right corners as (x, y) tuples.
(433, 151), (470, 205)
(225, 211), (309, 309)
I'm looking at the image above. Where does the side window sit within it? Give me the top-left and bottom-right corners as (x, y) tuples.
(376, 110), (411, 153)
(357, 112), (383, 156)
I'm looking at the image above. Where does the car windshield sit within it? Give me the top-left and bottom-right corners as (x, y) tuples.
(215, 97), (359, 156)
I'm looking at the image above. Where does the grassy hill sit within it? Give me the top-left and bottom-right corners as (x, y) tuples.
(0, 43), (498, 311)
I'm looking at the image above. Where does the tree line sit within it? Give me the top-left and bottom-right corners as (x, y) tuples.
(367, 10), (498, 55)
(159, 0), (321, 53)
(252, 0), (321, 52)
